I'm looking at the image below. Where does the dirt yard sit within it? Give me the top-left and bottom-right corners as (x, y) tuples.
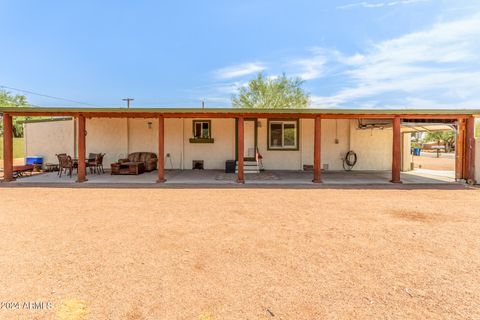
(0, 186), (479, 319)
(413, 155), (455, 171)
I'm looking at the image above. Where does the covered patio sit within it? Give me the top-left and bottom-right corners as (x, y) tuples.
(1, 107), (477, 186)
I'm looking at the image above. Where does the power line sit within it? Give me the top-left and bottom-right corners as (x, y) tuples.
(0, 85), (99, 107)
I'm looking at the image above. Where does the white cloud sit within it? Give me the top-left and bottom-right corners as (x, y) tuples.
(337, 0), (429, 10)
(214, 62), (265, 80)
(287, 48), (331, 80)
(291, 56), (327, 80)
(313, 13), (480, 108)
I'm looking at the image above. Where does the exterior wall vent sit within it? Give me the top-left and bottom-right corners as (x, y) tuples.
(302, 165), (313, 171)
(192, 160), (204, 170)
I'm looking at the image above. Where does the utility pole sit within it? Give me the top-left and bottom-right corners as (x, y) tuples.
(122, 98), (134, 109)
(201, 99), (205, 109)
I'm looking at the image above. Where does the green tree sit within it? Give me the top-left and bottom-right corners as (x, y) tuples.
(232, 73), (310, 109)
(424, 131), (455, 153)
(0, 90), (30, 137)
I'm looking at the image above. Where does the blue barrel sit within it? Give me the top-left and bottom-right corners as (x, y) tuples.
(415, 148), (421, 156)
(25, 156), (44, 165)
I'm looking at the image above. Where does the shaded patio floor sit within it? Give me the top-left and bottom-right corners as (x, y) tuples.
(9, 168), (458, 185)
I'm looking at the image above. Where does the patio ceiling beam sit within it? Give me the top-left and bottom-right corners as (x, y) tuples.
(1, 111), (472, 120)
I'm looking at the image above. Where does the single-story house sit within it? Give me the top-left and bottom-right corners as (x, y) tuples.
(1, 107), (478, 184)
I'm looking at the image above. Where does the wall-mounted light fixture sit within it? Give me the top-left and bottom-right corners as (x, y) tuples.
(147, 122), (152, 129)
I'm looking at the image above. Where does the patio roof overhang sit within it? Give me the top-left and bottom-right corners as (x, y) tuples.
(1, 106), (477, 185)
(1, 107), (479, 119)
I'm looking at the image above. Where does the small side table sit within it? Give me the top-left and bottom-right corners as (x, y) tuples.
(111, 162), (145, 175)
(45, 163), (59, 172)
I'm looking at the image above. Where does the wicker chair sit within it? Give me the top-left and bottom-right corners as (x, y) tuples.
(56, 153), (67, 176)
(87, 153), (98, 174)
(58, 155), (75, 178)
(94, 153), (105, 174)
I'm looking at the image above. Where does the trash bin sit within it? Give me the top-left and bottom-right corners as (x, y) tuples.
(225, 160), (236, 173)
(415, 148), (421, 156)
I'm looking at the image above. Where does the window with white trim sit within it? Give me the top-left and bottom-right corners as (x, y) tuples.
(193, 120), (211, 139)
(268, 120), (298, 149)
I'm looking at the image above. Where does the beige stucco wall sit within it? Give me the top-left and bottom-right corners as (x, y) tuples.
(257, 118), (302, 170)
(165, 119), (184, 169)
(126, 118), (236, 170)
(182, 118), (236, 169)
(402, 133), (413, 171)
(349, 122), (393, 171)
(259, 118), (398, 171)
(86, 118), (128, 166)
(24, 119), (75, 165)
(25, 116), (406, 172)
(301, 119), (350, 170)
(301, 119), (395, 171)
(128, 118), (157, 155)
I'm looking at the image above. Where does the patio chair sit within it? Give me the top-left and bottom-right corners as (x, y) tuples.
(56, 153), (67, 176)
(94, 153), (105, 174)
(58, 155), (75, 178)
(87, 153), (98, 174)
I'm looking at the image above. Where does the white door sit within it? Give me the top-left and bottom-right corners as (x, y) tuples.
(244, 120), (256, 159)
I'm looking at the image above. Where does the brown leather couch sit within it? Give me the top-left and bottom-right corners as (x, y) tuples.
(118, 152), (158, 172)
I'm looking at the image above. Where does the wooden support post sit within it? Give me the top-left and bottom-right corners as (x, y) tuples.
(76, 115), (87, 182)
(391, 116), (402, 183)
(455, 118), (466, 180)
(157, 116), (166, 183)
(237, 117), (245, 183)
(465, 115), (476, 184)
(2, 113), (13, 182)
(313, 115), (322, 183)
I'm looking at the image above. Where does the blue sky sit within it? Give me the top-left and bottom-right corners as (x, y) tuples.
(1, 0), (480, 109)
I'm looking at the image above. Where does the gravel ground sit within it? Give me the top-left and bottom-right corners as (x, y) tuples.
(413, 155), (455, 171)
(0, 186), (479, 319)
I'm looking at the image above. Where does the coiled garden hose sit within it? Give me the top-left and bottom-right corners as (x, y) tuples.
(343, 151), (357, 171)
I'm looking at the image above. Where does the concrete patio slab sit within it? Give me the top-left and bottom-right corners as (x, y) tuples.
(8, 168), (458, 185)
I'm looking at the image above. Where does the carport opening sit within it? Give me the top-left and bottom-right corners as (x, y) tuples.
(402, 119), (457, 183)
